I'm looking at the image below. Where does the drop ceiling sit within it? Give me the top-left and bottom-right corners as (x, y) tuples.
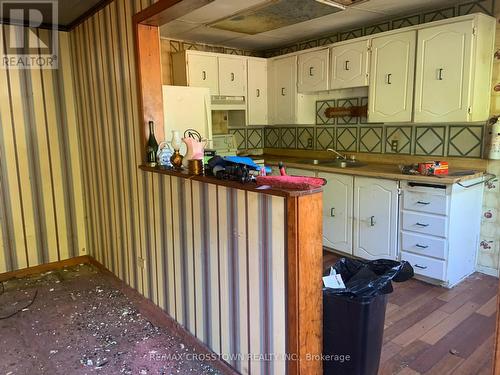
(159, 0), (467, 50)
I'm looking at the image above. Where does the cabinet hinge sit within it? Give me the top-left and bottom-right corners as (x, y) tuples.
(467, 107), (472, 114)
(472, 27), (476, 36)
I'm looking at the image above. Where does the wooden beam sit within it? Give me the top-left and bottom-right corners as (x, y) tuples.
(133, 0), (213, 26)
(134, 23), (164, 144)
(0, 256), (93, 282)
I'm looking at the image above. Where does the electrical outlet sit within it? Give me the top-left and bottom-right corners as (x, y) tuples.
(137, 257), (145, 269)
(391, 139), (399, 152)
(307, 138), (313, 149)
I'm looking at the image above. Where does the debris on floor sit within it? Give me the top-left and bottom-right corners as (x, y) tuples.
(0, 264), (223, 374)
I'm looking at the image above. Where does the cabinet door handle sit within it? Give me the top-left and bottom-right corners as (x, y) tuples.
(415, 222), (429, 227)
(309, 66), (314, 76)
(414, 264), (428, 270)
(416, 244), (429, 249)
(437, 68), (444, 80)
(387, 73), (392, 84)
(370, 215), (375, 226)
(281, 87), (286, 96)
(256, 88), (260, 98)
(202, 71), (207, 80)
(417, 201), (431, 205)
(344, 60), (350, 71)
(230, 72), (235, 81)
(330, 208), (335, 217)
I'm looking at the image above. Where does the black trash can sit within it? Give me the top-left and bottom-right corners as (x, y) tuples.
(323, 258), (413, 375)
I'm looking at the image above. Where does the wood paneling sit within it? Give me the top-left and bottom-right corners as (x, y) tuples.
(0, 25), (87, 273)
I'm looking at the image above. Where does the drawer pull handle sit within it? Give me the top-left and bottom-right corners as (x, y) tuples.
(230, 72), (235, 81)
(415, 222), (429, 227)
(370, 215), (375, 226)
(330, 208), (335, 217)
(309, 66), (314, 76)
(344, 60), (350, 71)
(281, 87), (286, 96)
(202, 71), (207, 81)
(416, 244), (429, 249)
(414, 264), (428, 270)
(437, 68), (444, 80)
(417, 201), (431, 205)
(256, 89), (260, 98)
(387, 73), (392, 84)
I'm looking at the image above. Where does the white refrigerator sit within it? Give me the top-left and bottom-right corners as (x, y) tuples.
(162, 85), (212, 154)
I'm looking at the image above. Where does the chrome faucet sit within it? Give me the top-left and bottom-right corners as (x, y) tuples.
(327, 148), (347, 160)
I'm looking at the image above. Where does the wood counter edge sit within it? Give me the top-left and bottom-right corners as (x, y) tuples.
(139, 165), (323, 197)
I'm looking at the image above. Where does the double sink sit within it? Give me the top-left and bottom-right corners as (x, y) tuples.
(293, 159), (366, 168)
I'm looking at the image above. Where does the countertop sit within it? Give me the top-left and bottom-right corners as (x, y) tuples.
(139, 165), (322, 197)
(261, 155), (486, 185)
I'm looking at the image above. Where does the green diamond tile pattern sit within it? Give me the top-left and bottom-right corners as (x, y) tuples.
(447, 125), (483, 158)
(359, 97), (369, 124)
(415, 126), (446, 156)
(336, 127), (358, 152)
(264, 128), (281, 148)
(392, 15), (421, 29)
(316, 127), (335, 150)
(281, 127), (297, 149)
(297, 127), (315, 150)
(247, 128), (263, 149)
(385, 126), (412, 154)
(359, 127), (383, 153)
(316, 100), (336, 125)
(423, 7), (455, 22)
(364, 22), (390, 35)
(337, 98), (359, 125)
(340, 28), (363, 41)
(458, 0), (494, 15)
(229, 129), (246, 149)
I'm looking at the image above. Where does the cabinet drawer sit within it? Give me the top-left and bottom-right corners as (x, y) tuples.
(402, 211), (447, 237)
(401, 231), (446, 260)
(403, 190), (447, 215)
(401, 251), (446, 280)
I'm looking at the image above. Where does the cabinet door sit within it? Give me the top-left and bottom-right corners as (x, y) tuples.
(368, 31), (416, 123)
(218, 56), (246, 96)
(247, 59), (268, 125)
(287, 168), (316, 177)
(318, 172), (354, 255)
(273, 56), (297, 124)
(414, 21), (473, 122)
(187, 53), (219, 94)
(354, 177), (399, 260)
(330, 40), (369, 89)
(298, 49), (329, 93)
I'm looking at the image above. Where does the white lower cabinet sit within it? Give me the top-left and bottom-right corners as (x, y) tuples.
(318, 172), (354, 255)
(353, 177), (399, 260)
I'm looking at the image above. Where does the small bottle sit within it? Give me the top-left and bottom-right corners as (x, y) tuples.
(146, 121), (158, 167)
(278, 162), (287, 176)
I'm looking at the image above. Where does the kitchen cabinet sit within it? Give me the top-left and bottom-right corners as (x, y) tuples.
(414, 16), (495, 122)
(318, 172), (354, 255)
(297, 49), (329, 93)
(218, 56), (246, 96)
(400, 179), (484, 287)
(353, 177), (399, 260)
(368, 31), (416, 123)
(330, 40), (370, 89)
(268, 56), (316, 125)
(247, 58), (268, 125)
(172, 51), (219, 94)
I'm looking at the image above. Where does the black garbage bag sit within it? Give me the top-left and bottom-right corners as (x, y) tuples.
(324, 257), (413, 298)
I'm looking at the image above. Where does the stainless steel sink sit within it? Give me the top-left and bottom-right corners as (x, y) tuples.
(293, 159), (366, 168)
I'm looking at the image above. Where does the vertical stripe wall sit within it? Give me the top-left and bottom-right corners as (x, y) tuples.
(0, 26), (87, 273)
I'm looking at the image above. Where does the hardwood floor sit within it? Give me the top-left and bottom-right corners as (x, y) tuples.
(323, 251), (498, 375)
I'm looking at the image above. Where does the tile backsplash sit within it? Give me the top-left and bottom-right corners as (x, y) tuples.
(232, 96), (485, 158)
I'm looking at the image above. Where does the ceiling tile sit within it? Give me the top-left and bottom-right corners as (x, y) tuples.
(179, 26), (246, 44)
(159, 21), (199, 38)
(177, 0), (271, 24)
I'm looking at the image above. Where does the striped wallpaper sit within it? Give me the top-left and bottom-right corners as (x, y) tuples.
(0, 26), (87, 273)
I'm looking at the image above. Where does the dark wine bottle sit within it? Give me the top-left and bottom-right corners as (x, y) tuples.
(145, 120), (158, 167)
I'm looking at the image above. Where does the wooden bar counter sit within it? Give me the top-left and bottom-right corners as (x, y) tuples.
(140, 165), (323, 375)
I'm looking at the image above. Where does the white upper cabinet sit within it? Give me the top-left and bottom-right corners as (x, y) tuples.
(353, 177), (399, 260)
(270, 55), (297, 124)
(297, 49), (329, 93)
(414, 16), (495, 122)
(173, 52), (219, 94)
(247, 59), (268, 125)
(218, 56), (246, 96)
(368, 31), (416, 123)
(330, 40), (370, 89)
